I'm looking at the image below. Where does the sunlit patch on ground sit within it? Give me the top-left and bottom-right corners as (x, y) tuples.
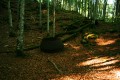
(89, 69), (120, 80)
(51, 74), (86, 80)
(76, 57), (114, 66)
(52, 68), (120, 80)
(96, 66), (115, 70)
(114, 70), (120, 78)
(76, 57), (119, 70)
(96, 38), (116, 46)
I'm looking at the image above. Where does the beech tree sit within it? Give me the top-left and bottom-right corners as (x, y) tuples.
(16, 0), (25, 56)
(115, 0), (120, 21)
(47, 0), (50, 35)
(103, 0), (107, 20)
(8, 0), (15, 37)
(39, 0), (42, 29)
(52, 0), (56, 37)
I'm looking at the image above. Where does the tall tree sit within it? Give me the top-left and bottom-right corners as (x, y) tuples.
(39, 0), (42, 29)
(94, 0), (98, 19)
(68, 0), (72, 10)
(74, 0), (78, 12)
(8, 0), (15, 37)
(78, 0), (81, 13)
(84, 0), (87, 17)
(103, 0), (107, 20)
(115, 0), (120, 21)
(16, 0), (25, 56)
(47, 0), (50, 35)
(52, 0), (56, 37)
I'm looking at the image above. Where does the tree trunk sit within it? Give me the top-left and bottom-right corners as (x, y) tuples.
(52, 0), (56, 37)
(8, 0), (15, 37)
(95, 0), (98, 20)
(84, 0), (87, 17)
(115, 0), (120, 21)
(16, 0), (25, 56)
(39, 0), (42, 29)
(47, 0), (50, 35)
(103, 0), (107, 21)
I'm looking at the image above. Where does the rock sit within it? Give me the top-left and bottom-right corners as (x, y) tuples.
(40, 37), (64, 53)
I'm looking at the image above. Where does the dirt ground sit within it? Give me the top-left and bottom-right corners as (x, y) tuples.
(0, 6), (120, 80)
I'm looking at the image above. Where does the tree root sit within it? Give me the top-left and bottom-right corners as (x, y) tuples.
(48, 58), (63, 74)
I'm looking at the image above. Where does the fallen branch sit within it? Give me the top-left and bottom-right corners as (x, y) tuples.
(24, 44), (40, 51)
(0, 44), (40, 53)
(56, 23), (91, 37)
(0, 50), (14, 53)
(61, 23), (91, 42)
(48, 58), (63, 74)
(62, 33), (78, 42)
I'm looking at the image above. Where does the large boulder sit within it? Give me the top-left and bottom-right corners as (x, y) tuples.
(40, 37), (64, 53)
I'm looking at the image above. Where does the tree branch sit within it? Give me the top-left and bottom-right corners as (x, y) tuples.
(48, 58), (63, 74)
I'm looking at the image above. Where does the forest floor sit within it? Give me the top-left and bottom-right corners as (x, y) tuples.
(0, 5), (120, 80)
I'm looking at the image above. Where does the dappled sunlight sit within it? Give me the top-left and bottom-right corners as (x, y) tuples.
(96, 66), (115, 70)
(89, 69), (120, 80)
(64, 43), (80, 50)
(52, 68), (120, 80)
(76, 57), (120, 71)
(115, 71), (120, 78)
(76, 57), (115, 66)
(51, 74), (84, 80)
(93, 59), (119, 67)
(96, 38), (116, 46)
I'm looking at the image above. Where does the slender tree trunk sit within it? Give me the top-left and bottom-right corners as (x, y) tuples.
(95, 0), (98, 19)
(81, 0), (84, 15)
(62, 0), (65, 9)
(115, 0), (120, 21)
(68, 0), (71, 10)
(84, 0), (86, 17)
(89, 0), (92, 19)
(74, 0), (78, 12)
(103, 0), (107, 21)
(98, 0), (100, 18)
(47, 0), (50, 35)
(8, 0), (15, 37)
(91, 0), (94, 19)
(53, 0), (56, 37)
(78, 0), (81, 13)
(16, 0), (25, 56)
(88, 0), (91, 18)
(39, 0), (42, 29)
(17, 0), (20, 21)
